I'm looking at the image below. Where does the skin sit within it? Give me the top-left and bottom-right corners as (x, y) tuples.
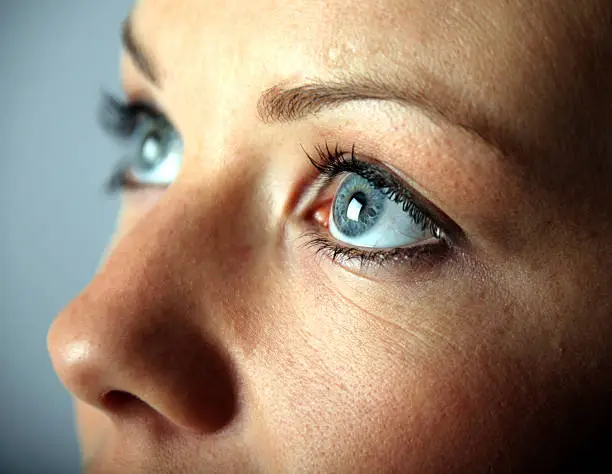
(47, 0), (612, 472)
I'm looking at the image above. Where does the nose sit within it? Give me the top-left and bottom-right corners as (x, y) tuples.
(47, 185), (238, 434)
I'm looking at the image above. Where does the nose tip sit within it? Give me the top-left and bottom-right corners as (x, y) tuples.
(47, 296), (239, 434)
(47, 328), (107, 410)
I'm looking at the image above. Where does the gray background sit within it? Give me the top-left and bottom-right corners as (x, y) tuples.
(1, 1), (132, 473)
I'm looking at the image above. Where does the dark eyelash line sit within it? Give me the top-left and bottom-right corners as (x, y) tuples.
(98, 92), (161, 138)
(303, 142), (443, 238)
(300, 230), (449, 271)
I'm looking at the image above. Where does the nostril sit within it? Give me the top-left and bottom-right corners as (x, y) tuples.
(99, 390), (171, 427)
(101, 390), (143, 413)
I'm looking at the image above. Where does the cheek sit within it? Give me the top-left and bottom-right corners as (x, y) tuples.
(252, 324), (516, 473)
(246, 250), (553, 472)
(239, 275), (512, 473)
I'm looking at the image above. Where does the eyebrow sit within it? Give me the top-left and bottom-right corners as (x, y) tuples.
(256, 77), (506, 158)
(121, 15), (506, 157)
(121, 16), (159, 86)
(257, 77), (452, 126)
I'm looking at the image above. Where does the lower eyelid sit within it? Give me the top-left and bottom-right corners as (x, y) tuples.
(301, 229), (454, 278)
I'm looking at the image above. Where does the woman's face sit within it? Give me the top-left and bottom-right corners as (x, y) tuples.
(48, 0), (612, 472)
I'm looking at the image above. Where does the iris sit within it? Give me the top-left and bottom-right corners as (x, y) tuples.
(332, 174), (387, 238)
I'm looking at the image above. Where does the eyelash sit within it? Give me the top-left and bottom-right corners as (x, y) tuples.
(98, 94), (455, 270)
(300, 143), (452, 270)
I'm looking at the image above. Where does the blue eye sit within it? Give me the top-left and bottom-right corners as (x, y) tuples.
(329, 173), (439, 249)
(126, 115), (183, 186)
(99, 95), (183, 190)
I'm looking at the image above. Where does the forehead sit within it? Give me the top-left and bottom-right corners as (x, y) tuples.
(132, 0), (610, 169)
(133, 0), (599, 81)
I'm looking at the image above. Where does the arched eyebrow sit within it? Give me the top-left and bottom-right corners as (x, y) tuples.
(257, 78), (507, 160)
(257, 77), (453, 126)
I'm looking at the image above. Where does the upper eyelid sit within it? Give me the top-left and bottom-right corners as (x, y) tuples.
(298, 144), (465, 241)
(308, 145), (429, 211)
(294, 145), (402, 208)
(343, 151), (464, 240)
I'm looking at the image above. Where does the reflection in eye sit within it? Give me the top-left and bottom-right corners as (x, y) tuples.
(330, 173), (439, 249)
(98, 94), (183, 190)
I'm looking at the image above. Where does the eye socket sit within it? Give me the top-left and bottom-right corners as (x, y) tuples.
(124, 114), (183, 186)
(329, 173), (440, 249)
